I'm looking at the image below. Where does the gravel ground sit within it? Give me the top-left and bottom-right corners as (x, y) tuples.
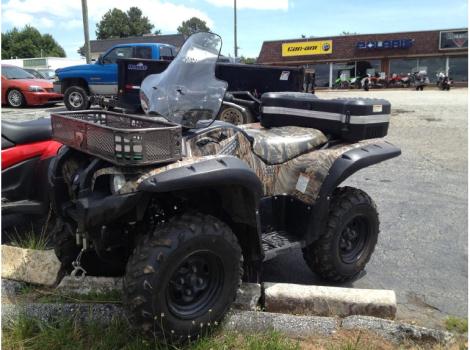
(2, 89), (467, 329)
(263, 88), (468, 329)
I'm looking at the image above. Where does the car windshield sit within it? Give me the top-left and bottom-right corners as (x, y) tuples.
(38, 69), (55, 79)
(25, 69), (45, 79)
(140, 32), (228, 129)
(2, 66), (35, 79)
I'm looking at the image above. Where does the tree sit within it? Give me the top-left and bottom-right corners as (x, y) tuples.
(95, 7), (154, 39)
(177, 17), (210, 37)
(340, 31), (358, 36)
(126, 7), (154, 37)
(239, 56), (257, 64)
(1, 26), (65, 59)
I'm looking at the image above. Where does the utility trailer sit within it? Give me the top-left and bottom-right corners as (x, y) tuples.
(115, 58), (304, 123)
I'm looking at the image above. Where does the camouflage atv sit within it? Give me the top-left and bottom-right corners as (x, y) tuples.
(49, 33), (401, 339)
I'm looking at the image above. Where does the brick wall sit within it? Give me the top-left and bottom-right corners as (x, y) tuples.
(257, 29), (468, 65)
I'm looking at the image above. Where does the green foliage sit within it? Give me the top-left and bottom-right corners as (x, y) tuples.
(1, 26), (65, 59)
(239, 56), (257, 64)
(444, 316), (468, 334)
(95, 7), (155, 40)
(2, 315), (300, 350)
(340, 31), (358, 36)
(177, 17), (210, 38)
(8, 225), (51, 250)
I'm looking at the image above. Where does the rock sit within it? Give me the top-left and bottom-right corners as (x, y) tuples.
(1, 245), (61, 287)
(233, 283), (261, 311)
(2, 303), (125, 326)
(56, 276), (123, 295)
(264, 283), (396, 319)
(225, 310), (338, 336)
(342, 315), (454, 345)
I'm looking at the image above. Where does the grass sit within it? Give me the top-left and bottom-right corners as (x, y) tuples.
(8, 224), (52, 250)
(444, 316), (468, 334)
(5, 207), (54, 250)
(4, 314), (467, 350)
(2, 315), (301, 350)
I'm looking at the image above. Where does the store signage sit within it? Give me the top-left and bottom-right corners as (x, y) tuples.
(439, 30), (468, 50)
(356, 39), (413, 50)
(282, 40), (333, 57)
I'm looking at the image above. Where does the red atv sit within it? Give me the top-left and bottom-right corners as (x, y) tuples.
(1, 118), (61, 233)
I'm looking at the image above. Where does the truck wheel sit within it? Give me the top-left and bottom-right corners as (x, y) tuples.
(218, 105), (251, 125)
(7, 89), (25, 107)
(64, 86), (90, 110)
(124, 213), (242, 339)
(302, 187), (379, 282)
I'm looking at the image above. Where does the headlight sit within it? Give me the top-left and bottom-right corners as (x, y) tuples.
(140, 90), (149, 114)
(110, 174), (126, 194)
(28, 85), (44, 92)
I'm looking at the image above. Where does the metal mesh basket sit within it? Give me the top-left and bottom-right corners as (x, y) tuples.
(51, 110), (182, 166)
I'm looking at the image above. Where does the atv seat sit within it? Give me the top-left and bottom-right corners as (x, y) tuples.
(2, 118), (52, 145)
(243, 125), (328, 165)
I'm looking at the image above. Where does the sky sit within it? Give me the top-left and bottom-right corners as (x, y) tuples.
(1, 0), (468, 59)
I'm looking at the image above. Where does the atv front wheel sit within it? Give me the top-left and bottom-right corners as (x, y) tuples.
(124, 213), (242, 339)
(302, 187), (379, 282)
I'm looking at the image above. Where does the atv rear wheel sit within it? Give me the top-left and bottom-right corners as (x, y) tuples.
(302, 187), (379, 282)
(124, 213), (242, 339)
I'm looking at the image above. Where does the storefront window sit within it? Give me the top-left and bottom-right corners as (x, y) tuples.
(309, 63), (330, 87)
(449, 56), (468, 82)
(356, 60), (381, 77)
(389, 58), (418, 77)
(418, 57), (446, 83)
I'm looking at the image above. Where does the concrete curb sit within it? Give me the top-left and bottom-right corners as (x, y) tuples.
(264, 282), (397, 319)
(1, 303), (453, 345)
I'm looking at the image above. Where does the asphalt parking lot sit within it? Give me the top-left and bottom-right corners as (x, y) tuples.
(264, 88), (468, 328)
(2, 89), (467, 328)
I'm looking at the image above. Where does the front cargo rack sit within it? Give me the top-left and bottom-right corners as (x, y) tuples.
(51, 110), (182, 166)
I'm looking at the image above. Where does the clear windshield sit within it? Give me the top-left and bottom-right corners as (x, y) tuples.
(140, 32), (227, 129)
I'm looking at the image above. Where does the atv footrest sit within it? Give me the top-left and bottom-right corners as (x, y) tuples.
(1, 199), (45, 215)
(262, 231), (305, 261)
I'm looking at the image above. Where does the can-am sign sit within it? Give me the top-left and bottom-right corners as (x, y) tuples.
(281, 40), (333, 57)
(439, 30), (468, 50)
(356, 39), (413, 50)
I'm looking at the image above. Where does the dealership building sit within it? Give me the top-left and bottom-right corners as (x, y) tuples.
(256, 28), (468, 87)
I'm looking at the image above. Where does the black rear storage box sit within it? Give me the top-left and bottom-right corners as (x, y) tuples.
(260, 92), (391, 141)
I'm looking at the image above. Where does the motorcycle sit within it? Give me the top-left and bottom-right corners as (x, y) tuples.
(1, 118), (61, 234)
(436, 72), (452, 90)
(410, 70), (429, 91)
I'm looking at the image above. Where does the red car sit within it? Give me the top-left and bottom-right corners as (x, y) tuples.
(1, 64), (63, 107)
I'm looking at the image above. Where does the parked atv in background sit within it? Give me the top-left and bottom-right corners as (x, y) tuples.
(388, 73), (410, 88)
(436, 72), (452, 90)
(49, 32), (400, 339)
(1, 118), (61, 235)
(362, 71), (388, 91)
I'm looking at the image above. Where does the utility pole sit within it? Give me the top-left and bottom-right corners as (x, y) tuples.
(234, 0), (238, 58)
(81, 0), (91, 64)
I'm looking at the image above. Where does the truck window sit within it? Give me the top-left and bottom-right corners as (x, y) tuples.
(103, 46), (133, 64)
(134, 46), (152, 59)
(159, 46), (173, 60)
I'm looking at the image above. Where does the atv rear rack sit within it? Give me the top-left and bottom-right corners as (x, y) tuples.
(51, 110), (182, 166)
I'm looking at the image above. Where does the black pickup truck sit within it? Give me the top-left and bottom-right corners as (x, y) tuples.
(115, 58), (304, 123)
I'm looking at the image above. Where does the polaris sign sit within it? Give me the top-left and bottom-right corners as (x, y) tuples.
(356, 39), (413, 50)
